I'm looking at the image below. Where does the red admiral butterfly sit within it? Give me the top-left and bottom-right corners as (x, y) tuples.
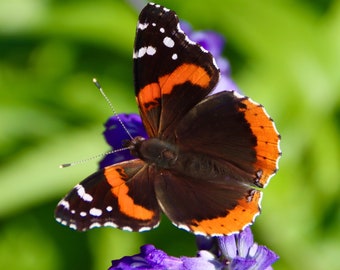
(55, 3), (281, 236)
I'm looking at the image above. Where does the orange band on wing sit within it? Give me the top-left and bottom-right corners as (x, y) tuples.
(138, 63), (211, 111)
(189, 190), (262, 235)
(239, 98), (281, 186)
(104, 166), (155, 220)
(158, 63), (211, 94)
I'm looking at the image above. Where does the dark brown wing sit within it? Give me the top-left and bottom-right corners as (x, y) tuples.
(133, 3), (219, 137)
(154, 170), (261, 236)
(154, 91), (280, 235)
(55, 159), (161, 232)
(175, 91), (281, 188)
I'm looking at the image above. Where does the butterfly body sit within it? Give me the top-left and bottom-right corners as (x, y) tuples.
(127, 137), (178, 169)
(55, 3), (281, 236)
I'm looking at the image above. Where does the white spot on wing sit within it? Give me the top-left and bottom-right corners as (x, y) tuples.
(172, 53), (178, 60)
(163, 37), (175, 48)
(89, 222), (101, 229)
(147, 46), (156, 55)
(122, 226), (133, 232)
(106, 206), (113, 212)
(133, 46), (157, 59)
(134, 47), (145, 58)
(159, 27), (165, 33)
(76, 184), (93, 202)
(138, 226), (152, 232)
(175, 223), (191, 232)
(89, 208), (102, 217)
(58, 200), (70, 210)
(69, 224), (77, 230)
(138, 22), (149, 30)
(104, 221), (118, 228)
(80, 211), (87, 217)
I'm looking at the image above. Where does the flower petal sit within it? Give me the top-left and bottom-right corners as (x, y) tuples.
(195, 235), (216, 252)
(181, 251), (223, 270)
(144, 245), (182, 269)
(179, 20), (239, 95)
(249, 245), (279, 270)
(189, 31), (225, 57)
(237, 227), (254, 257)
(218, 234), (237, 259)
(99, 113), (147, 168)
(229, 257), (256, 270)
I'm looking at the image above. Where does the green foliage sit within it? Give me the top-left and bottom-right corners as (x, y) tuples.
(0, 0), (339, 269)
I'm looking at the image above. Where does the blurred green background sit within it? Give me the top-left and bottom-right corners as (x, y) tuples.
(1, 0), (339, 269)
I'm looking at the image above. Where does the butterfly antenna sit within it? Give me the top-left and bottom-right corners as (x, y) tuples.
(60, 147), (130, 168)
(92, 78), (134, 140)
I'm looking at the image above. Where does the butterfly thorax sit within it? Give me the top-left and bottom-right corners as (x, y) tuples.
(128, 136), (228, 179)
(128, 136), (179, 169)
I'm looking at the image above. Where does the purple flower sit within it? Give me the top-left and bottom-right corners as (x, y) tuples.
(109, 244), (223, 270)
(99, 113), (147, 169)
(180, 22), (239, 94)
(109, 228), (278, 270)
(216, 227), (279, 270)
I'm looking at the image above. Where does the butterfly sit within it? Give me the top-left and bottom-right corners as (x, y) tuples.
(55, 2), (281, 236)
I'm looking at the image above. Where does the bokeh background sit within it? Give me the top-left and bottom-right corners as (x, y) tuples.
(1, 0), (339, 269)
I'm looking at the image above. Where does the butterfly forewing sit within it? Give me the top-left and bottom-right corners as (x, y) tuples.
(134, 3), (219, 138)
(55, 159), (161, 232)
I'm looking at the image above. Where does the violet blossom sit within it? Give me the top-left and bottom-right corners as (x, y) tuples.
(108, 227), (278, 270)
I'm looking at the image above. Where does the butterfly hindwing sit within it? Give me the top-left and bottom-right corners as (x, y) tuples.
(154, 171), (262, 236)
(149, 90), (281, 235)
(175, 91), (281, 188)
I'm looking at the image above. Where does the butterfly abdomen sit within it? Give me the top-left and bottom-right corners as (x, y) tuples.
(133, 137), (232, 180)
